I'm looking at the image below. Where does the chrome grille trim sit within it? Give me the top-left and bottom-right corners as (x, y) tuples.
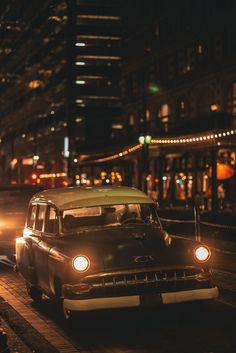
(85, 268), (204, 289)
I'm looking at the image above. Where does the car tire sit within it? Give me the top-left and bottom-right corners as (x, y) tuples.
(26, 282), (43, 302)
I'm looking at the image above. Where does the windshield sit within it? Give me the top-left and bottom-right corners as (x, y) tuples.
(62, 203), (160, 232)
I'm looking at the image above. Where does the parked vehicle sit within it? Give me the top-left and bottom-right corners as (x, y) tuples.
(15, 186), (218, 319)
(0, 184), (44, 257)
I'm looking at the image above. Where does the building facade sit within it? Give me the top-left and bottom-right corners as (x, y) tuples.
(78, 1), (236, 212)
(120, 1), (236, 211)
(0, 0), (122, 186)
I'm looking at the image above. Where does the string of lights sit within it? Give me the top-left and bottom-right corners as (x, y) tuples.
(39, 172), (67, 179)
(81, 144), (142, 164)
(151, 129), (236, 145)
(79, 128), (236, 165)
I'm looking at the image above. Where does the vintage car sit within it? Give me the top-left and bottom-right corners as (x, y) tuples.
(15, 186), (218, 319)
(0, 184), (44, 258)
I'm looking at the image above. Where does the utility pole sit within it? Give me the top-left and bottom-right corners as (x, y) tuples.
(139, 135), (152, 194)
(211, 148), (218, 213)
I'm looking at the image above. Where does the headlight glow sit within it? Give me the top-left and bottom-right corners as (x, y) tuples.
(73, 255), (90, 272)
(195, 246), (210, 262)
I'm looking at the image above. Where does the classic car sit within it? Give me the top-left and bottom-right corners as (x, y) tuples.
(15, 186), (218, 319)
(0, 184), (44, 258)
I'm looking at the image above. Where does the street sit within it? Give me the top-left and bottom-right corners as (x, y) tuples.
(0, 1), (236, 352)
(0, 259), (236, 353)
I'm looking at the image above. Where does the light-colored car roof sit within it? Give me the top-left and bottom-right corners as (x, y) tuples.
(31, 186), (154, 210)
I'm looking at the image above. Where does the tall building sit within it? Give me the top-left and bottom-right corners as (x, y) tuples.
(0, 0), (122, 186)
(79, 1), (236, 212)
(76, 0), (122, 143)
(120, 0), (236, 211)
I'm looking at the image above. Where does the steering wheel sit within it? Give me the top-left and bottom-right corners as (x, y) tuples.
(121, 217), (146, 224)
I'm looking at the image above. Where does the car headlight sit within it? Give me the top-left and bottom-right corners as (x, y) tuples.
(73, 255), (90, 272)
(194, 246), (210, 262)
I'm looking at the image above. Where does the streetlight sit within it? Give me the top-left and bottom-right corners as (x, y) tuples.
(139, 135), (152, 145)
(139, 82), (160, 193)
(139, 134), (152, 194)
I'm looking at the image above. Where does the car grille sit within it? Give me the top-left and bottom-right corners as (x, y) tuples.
(83, 268), (210, 296)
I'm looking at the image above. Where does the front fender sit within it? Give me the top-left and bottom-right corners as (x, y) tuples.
(48, 247), (71, 295)
(15, 237), (37, 284)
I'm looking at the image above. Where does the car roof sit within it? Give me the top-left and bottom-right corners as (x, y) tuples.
(31, 186), (154, 210)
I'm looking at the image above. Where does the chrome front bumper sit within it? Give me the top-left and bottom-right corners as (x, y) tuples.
(63, 286), (219, 312)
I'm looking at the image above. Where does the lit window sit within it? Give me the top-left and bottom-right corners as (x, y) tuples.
(158, 104), (170, 132)
(112, 124), (123, 129)
(78, 35), (120, 41)
(146, 110), (151, 121)
(75, 62), (85, 65)
(198, 44), (203, 54)
(48, 16), (62, 22)
(75, 117), (84, 123)
(78, 15), (120, 20)
(78, 55), (121, 60)
(28, 80), (44, 89)
(177, 99), (188, 119)
(129, 114), (135, 126)
(210, 104), (220, 112)
(78, 95), (119, 100)
(75, 42), (86, 47)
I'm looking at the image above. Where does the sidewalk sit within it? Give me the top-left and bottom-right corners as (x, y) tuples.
(0, 317), (30, 353)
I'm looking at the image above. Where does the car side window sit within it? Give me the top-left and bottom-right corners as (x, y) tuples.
(27, 204), (37, 229)
(44, 206), (58, 234)
(35, 204), (47, 231)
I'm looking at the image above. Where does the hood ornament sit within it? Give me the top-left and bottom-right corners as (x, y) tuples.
(134, 255), (154, 263)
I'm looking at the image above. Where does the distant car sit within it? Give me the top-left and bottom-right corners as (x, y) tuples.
(0, 184), (44, 256)
(15, 186), (218, 319)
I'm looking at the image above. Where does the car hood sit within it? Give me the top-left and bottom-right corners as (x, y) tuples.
(59, 226), (201, 273)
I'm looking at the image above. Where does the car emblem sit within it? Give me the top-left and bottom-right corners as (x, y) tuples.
(133, 232), (146, 239)
(134, 255), (154, 263)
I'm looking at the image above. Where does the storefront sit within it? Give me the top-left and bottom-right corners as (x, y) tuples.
(77, 127), (236, 213)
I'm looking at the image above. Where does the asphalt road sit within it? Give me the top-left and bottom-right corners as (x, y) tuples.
(0, 263), (236, 353)
(56, 299), (236, 353)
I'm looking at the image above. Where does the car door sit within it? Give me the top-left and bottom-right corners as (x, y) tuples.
(33, 204), (59, 294)
(17, 203), (38, 282)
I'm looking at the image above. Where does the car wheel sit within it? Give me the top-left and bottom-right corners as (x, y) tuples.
(26, 282), (42, 302)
